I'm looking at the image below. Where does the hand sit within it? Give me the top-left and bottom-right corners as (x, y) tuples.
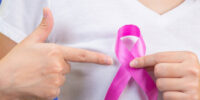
(130, 51), (200, 100)
(0, 8), (113, 100)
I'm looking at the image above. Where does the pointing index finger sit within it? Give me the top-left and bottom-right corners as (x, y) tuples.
(60, 46), (113, 65)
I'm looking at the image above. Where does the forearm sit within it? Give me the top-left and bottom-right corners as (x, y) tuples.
(0, 33), (17, 59)
(0, 33), (17, 100)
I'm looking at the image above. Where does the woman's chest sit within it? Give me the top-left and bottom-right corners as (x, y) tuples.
(49, 0), (200, 56)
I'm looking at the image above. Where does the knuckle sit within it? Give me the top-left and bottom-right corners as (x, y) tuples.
(56, 62), (64, 71)
(187, 67), (199, 77)
(154, 52), (164, 62)
(52, 63), (64, 73)
(78, 52), (87, 62)
(184, 51), (198, 60)
(54, 75), (64, 86)
(48, 44), (62, 56)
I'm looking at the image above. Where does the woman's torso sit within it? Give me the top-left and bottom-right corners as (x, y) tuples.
(47, 1), (200, 99)
(2, 0), (200, 100)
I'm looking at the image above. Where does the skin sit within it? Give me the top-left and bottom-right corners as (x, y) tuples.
(130, 51), (200, 100)
(0, 33), (16, 60)
(0, 8), (113, 100)
(0, 0), (199, 100)
(131, 0), (200, 99)
(139, 0), (184, 15)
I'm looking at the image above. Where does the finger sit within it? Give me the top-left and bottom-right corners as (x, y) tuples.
(130, 51), (188, 68)
(154, 63), (185, 78)
(45, 58), (68, 75)
(46, 88), (60, 100)
(53, 59), (70, 75)
(22, 7), (54, 44)
(47, 74), (65, 87)
(60, 46), (113, 65)
(63, 61), (71, 74)
(156, 78), (184, 91)
(163, 91), (189, 100)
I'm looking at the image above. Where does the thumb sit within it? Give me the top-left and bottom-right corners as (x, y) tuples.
(22, 7), (54, 44)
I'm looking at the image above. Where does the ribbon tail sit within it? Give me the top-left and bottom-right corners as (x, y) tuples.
(129, 67), (158, 100)
(105, 65), (131, 100)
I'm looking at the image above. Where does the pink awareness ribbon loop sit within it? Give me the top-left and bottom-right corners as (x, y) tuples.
(105, 25), (158, 100)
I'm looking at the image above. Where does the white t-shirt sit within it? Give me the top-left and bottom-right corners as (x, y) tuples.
(1, 0), (200, 100)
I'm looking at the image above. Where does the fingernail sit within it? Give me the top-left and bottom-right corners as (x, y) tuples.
(130, 60), (138, 67)
(43, 8), (48, 18)
(105, 57), (113, 65)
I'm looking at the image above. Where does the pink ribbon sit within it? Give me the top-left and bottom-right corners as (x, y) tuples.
(105, 25), (158, 100)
